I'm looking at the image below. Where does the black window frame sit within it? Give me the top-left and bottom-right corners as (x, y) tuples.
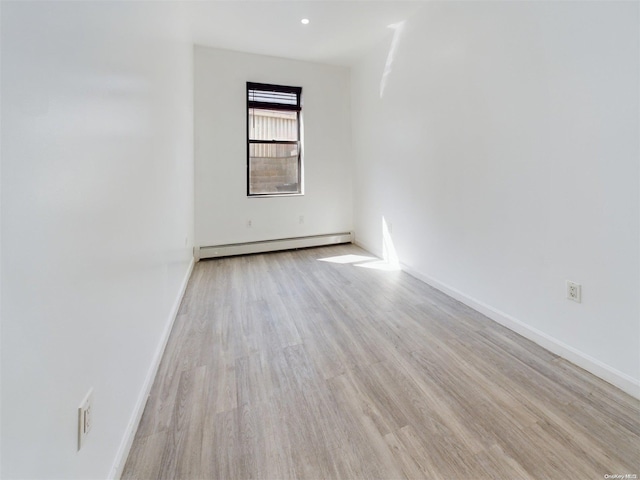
(247, 82), (303, 197)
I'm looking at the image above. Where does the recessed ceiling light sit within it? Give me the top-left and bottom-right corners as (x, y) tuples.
(301, 18), (310, 25)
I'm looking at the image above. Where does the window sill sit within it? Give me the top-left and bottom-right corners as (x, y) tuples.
(248, 193), (304, 198)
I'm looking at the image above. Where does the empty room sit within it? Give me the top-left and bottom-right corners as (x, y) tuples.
(1, 1), (639, 479)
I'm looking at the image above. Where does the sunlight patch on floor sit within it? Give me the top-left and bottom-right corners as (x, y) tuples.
(318, 254), (376, 264)
(318, 217), (401, 272)
(354, 260), (401, 271)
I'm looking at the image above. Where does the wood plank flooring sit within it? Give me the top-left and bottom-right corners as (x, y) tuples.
(122, 244), (640, 479)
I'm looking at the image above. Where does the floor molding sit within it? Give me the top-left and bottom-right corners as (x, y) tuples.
(109, 257), (195, 479)
(401, 263), (640, 399)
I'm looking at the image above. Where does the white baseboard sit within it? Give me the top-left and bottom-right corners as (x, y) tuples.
(401, 263), (640, 399)
(108, 257), (195, 479)
(197, 232), (354, 260)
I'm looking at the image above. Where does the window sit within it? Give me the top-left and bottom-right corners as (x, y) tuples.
(247, 82), (303, 196)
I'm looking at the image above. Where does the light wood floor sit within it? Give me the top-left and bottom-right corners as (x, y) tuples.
(122, 244), (640, 480)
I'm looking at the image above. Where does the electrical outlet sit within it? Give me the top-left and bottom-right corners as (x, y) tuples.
(247, 220), (252, 228)
(299, 215), (304, 224)
(566, 281), (581, 303)
(78, 389), (94, 450)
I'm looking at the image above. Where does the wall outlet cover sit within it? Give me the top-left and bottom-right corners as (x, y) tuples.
(78, 389), (94, 451)
(567, 281), (582, 303)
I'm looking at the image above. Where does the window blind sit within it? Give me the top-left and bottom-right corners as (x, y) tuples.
(247, 82), (301, 111)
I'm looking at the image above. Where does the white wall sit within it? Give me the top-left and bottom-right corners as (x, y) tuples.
(195, 46), (352, 247)
(1, 2), (194, 478)
(351, 1), (639, 394)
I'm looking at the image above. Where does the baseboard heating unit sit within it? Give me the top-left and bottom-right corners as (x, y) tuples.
(195, 232), (354, 261)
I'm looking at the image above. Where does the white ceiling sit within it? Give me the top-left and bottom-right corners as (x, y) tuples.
(188, 1), (424, 66)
